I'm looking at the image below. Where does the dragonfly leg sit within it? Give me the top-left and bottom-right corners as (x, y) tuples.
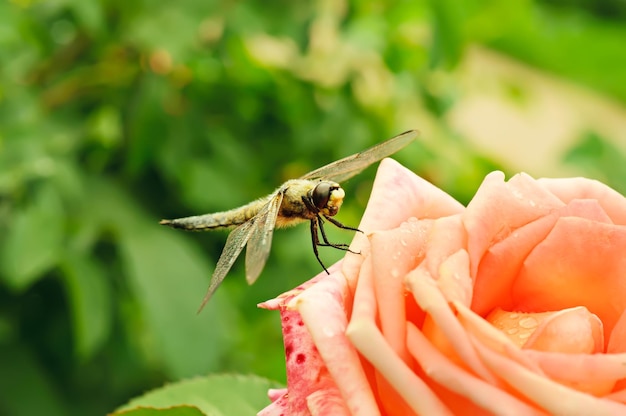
(317, 216), (360, 254)
(310, 218), (330, 274)
(323, 215), (363, 233)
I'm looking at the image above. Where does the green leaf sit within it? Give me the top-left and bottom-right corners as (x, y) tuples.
(86, 178), (241, 378)
(115, 374), (281, 416)
(0, 185), (64, 291)
(60, 252), (113, 360)
(115, 406), (204, 416)
(428, 0), (466, 69)
(0, 344), (68, 416)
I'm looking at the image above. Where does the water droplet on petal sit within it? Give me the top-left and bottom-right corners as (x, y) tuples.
(519, 317), (538, 329)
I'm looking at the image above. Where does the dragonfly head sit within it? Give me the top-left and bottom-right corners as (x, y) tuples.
(311, 181), (344, 217)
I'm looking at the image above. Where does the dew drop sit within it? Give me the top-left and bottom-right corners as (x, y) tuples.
(519, 317), (538, 329)
(518, 332), (531, 340)
(506, 328), (519, 335)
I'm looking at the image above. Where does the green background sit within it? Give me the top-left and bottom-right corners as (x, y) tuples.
(1, 0), (625, 414)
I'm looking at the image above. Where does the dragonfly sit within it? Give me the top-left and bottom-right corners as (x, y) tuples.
(160, 129), (418, 311)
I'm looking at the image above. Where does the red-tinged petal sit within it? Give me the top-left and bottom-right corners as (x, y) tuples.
(523, 307), (604, 354)
(261, 282), (342, 416)
(257, 392), (288, 416)
(513, 217), (626, 342)
(281, 307), (327, 415)
(258, 263), (342, 310)
(537, 177), (626, 225)
(290, 271), (378, 415)
(267, 388), (286, 402)
(406, 323), (543, 416)
(306, 388), (350, 415)
(472, 337), (626, 415)
(464, 172), (565, 277)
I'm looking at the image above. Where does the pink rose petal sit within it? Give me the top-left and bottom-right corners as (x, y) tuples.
(464, 172), (565, 278)
(347, 254), (451, 415)
(357, 159), (464, 234)
(513, 217), (626, 343)
(471, 195), (614, 316)
(486, 307), (604, 354)
(347, 318), (453, 415)
(537, 177), (626, 225)
(523, 349), (626, 396)
(369, 218), (433, 365)
(523, 307), (604, 354)
(608, 309), (626, 353)
(472, 336), (626, 415)
(406, 323), (543, 416)
(262, 163), (626, 415)
(405, 267), (498, 384)
(343, 158), (464, 291)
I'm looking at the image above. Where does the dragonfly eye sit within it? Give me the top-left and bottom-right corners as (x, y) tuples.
(311, 182), (344, 216)
(312, 182), (332, 210)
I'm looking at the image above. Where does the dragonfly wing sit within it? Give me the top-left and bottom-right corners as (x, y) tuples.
(300, 130), (418, 182)
(197, 219), (256, 313)
(245, 190), (284, 285)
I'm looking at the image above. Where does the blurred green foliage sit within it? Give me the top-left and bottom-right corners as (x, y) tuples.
(0, 0), (625, 415)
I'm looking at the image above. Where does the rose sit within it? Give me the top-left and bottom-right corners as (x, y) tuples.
(258, 159), (626, 415)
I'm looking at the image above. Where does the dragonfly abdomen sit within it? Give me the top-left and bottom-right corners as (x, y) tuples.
(160, 197), (269, 231)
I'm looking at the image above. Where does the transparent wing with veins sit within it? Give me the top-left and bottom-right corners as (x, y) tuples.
(245, 190), (284, 285)
(197, 219), (256, 312)
(197, 191), (283, 312)
(300, 130), (418, 183)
